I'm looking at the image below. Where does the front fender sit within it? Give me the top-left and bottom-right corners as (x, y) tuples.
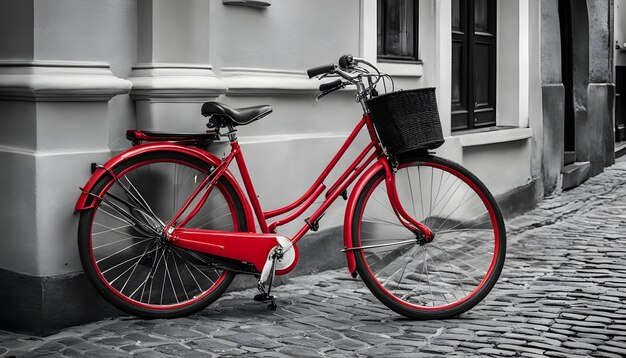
(74, 142), (256, 232)
(343, 159), (385, 274)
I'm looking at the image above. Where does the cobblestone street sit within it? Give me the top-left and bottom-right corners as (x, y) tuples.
(2, 159), (626, 357)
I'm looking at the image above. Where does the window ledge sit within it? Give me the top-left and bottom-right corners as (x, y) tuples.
(456, 127), (532, 147)
(377, 61), (423, 77)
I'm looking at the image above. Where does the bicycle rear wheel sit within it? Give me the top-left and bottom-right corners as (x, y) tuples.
(351, 154), (506, 319)
(78, 151), (248, 318)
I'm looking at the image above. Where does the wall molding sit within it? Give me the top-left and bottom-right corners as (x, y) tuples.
(129, 63), (227, 102)
(0, 61), (131, 102)
(222, 67), (321, 96)
(457, 127), (533, 147)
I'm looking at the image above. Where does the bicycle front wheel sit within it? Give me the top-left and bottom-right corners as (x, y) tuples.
(78, 151), (249, 318)
(351, 154), (506, 319)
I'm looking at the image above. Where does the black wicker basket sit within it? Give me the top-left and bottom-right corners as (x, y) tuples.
(366, 88), (444, 156)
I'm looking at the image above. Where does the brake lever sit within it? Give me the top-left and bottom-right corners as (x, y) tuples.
(318, 72), (340, 80)
(316, 82), (347, 101)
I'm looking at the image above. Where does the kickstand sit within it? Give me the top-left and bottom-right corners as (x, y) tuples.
(254, 251), (279, 310)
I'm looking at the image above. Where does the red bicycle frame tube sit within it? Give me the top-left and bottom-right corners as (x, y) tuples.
(166, 114), (431, 264)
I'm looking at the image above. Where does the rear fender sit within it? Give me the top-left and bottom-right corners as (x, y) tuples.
(343, 159), (385, 274)
(74, 142), (256, 233)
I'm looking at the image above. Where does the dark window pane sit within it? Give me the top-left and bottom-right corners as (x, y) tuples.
(452, 42), (463, 106)
(377, 0), (383, 55)
(452, 0), (496, 131)
(384, 0), (415, 57)
(452, 0), (461, 32)
(475, 0), (489, 33)
(377, 0), (418, 60)
(474, 43), (491, 106)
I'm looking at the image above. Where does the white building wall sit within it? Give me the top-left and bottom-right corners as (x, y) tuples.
(0, 1), (544, 330)
(0, 0), (543, 278)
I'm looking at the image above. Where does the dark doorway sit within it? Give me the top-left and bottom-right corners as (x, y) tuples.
(558, 0), (576, 165)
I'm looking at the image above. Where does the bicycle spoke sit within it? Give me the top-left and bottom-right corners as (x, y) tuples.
(122, 176), (165, 227)
(362, 215), (405, 228)
(171, 248), (204, 293)
(171, 252), (190, 301)
(93, 236), (151, 250)
(101, 247), (159, 276)
(435, 192), (481, 232)
(148, 249), (166, 304)
(185, 199), (226, 227)
(115, 241), (157, 289)
(171, 247), (216, 285)
(92, 223), (134, 236)
(394, 246), (418, 295)
(423, 248), (453, 304)
(416, 166), (426, 221)
(163, 250), (179, 304)
(97, 239), (154, 264)
(429, 243), (468, 297)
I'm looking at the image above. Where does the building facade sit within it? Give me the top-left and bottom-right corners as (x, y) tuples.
(0, 0), (617, 334)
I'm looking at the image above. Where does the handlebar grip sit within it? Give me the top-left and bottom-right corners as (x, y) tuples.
(319, 79), (342, 92)
(338, 54), (354, 69)
(307, 64), (336, 78)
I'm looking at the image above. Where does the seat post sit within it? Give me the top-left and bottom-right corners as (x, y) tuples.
(226, 124), (238, 142)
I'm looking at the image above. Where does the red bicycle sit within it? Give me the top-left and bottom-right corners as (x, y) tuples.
(75, 54), (506, 320)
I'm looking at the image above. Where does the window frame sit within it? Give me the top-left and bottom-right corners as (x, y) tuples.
(377, 0), (420, 63)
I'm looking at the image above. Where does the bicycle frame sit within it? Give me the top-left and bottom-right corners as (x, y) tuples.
(75, 113), (433, 276)
(166, 113), (433, 275)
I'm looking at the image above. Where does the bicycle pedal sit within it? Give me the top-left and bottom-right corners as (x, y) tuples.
(253, 293), (274, 302)
(268, 301), (278, 311)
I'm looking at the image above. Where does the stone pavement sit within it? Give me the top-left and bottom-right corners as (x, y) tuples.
(3, 159), (626, 357)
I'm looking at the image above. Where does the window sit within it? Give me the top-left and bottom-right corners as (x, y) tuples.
(451, 0), (497, 131)
(377, 0), (419, 62)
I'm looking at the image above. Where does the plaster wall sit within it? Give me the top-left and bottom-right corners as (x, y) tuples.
(581, 2), (615, 174)
(540, 0), (564, 194)
(616, 0), (626, 66)
(0, 101), (113, 276)
(0, 0), (546, 275)
(587, 0), (613, 83)
(462, 140), (533, 196)
(209, 0), (360, 72)
(32, 0), (137, 152)
(0, 0), (135, 277)
(541, 0), (562, 84)
(497, 0), (521, 127)
(528, 0), (544, 196)
(150, 0), (211, 64)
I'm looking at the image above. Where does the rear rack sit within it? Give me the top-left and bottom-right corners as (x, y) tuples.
(126, 129), (220, 148)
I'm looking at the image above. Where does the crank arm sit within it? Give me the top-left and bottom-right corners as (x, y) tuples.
(259, 236), (293, 284)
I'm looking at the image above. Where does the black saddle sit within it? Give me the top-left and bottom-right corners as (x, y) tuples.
(201, 101), (272, 127)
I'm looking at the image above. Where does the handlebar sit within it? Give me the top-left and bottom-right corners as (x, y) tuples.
(307, 54), (387, 105)
(307, 64), (336, 79)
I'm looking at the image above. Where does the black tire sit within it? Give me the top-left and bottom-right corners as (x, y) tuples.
(351, 154), (506, 319)
(78, 151), (248, 318)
